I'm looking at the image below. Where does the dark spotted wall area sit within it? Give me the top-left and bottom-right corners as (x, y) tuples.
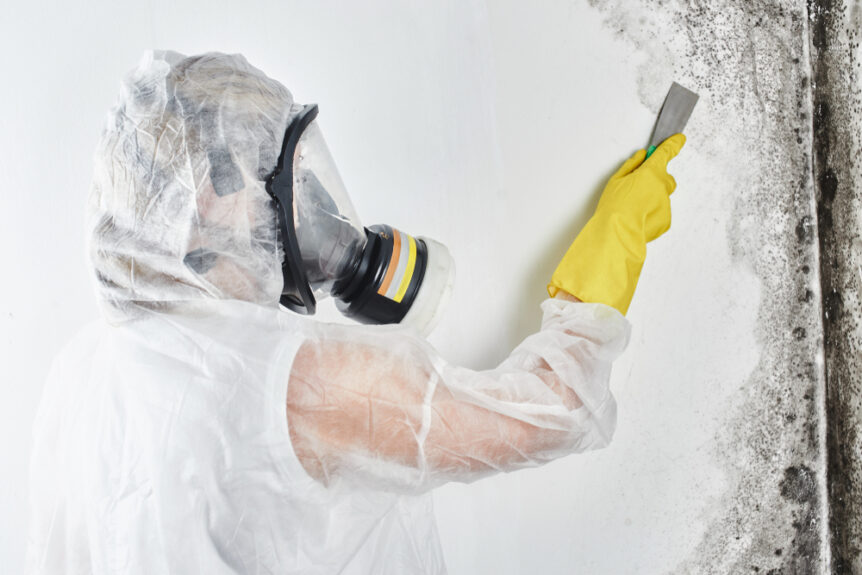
(584, 0), (862, 572)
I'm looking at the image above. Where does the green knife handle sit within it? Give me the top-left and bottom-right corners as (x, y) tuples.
(646, 145), (657, 158)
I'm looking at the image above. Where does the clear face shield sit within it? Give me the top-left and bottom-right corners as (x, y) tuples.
(266, 105), (454, 335)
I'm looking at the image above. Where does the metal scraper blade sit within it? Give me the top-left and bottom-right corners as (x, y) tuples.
(648, 82), (699, 148)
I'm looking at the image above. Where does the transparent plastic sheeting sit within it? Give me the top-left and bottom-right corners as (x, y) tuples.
(30, 298), (629, 574)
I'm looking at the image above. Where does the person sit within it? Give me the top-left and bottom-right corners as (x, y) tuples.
(27, 51), (685, 575)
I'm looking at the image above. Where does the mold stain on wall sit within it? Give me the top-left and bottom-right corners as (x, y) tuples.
(808, 0), (862, 572)
(583, 0), (843, 572)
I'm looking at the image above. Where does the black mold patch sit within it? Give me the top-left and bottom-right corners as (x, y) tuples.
(797, 216), (815, 244)
(823, 288), (843, 322)
(781, 465), (817, 503)
(777, 464), (821, 573)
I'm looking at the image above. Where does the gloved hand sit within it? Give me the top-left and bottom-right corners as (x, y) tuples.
(547, 134), (686, 315)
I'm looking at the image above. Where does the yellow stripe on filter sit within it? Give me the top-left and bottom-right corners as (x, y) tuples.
(392, 235), (417, 302)
(394, 234), (416, 303)
(383, 229), (417, 303)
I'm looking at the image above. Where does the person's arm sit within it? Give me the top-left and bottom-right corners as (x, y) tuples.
(286, 294), (627, 493)
(287, 136), (683, 493)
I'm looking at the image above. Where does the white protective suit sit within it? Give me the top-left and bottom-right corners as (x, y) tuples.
(28, 51), (631, 574)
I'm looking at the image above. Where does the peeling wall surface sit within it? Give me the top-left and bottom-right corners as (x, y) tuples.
(0, 1), (860, 574)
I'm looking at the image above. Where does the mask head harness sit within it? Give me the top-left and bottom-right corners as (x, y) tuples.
(266, 104), (430, 325)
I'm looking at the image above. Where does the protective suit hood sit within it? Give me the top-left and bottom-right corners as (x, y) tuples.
(89, 50), (296, 323)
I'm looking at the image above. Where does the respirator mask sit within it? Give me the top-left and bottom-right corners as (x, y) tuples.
(266, 104), (454, 335)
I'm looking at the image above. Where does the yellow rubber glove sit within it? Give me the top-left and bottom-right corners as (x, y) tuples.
(547, 133), (686, 315)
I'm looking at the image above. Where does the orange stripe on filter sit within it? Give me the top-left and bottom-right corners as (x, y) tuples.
(377, 228), (401, 295)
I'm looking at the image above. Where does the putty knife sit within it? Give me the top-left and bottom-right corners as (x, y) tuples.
(646, 82), (699, 158)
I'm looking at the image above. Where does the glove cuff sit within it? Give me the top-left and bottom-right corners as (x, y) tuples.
(547, 215), (648, 315)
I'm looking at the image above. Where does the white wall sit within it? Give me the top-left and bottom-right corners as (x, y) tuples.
(0, 1), (798, 573)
